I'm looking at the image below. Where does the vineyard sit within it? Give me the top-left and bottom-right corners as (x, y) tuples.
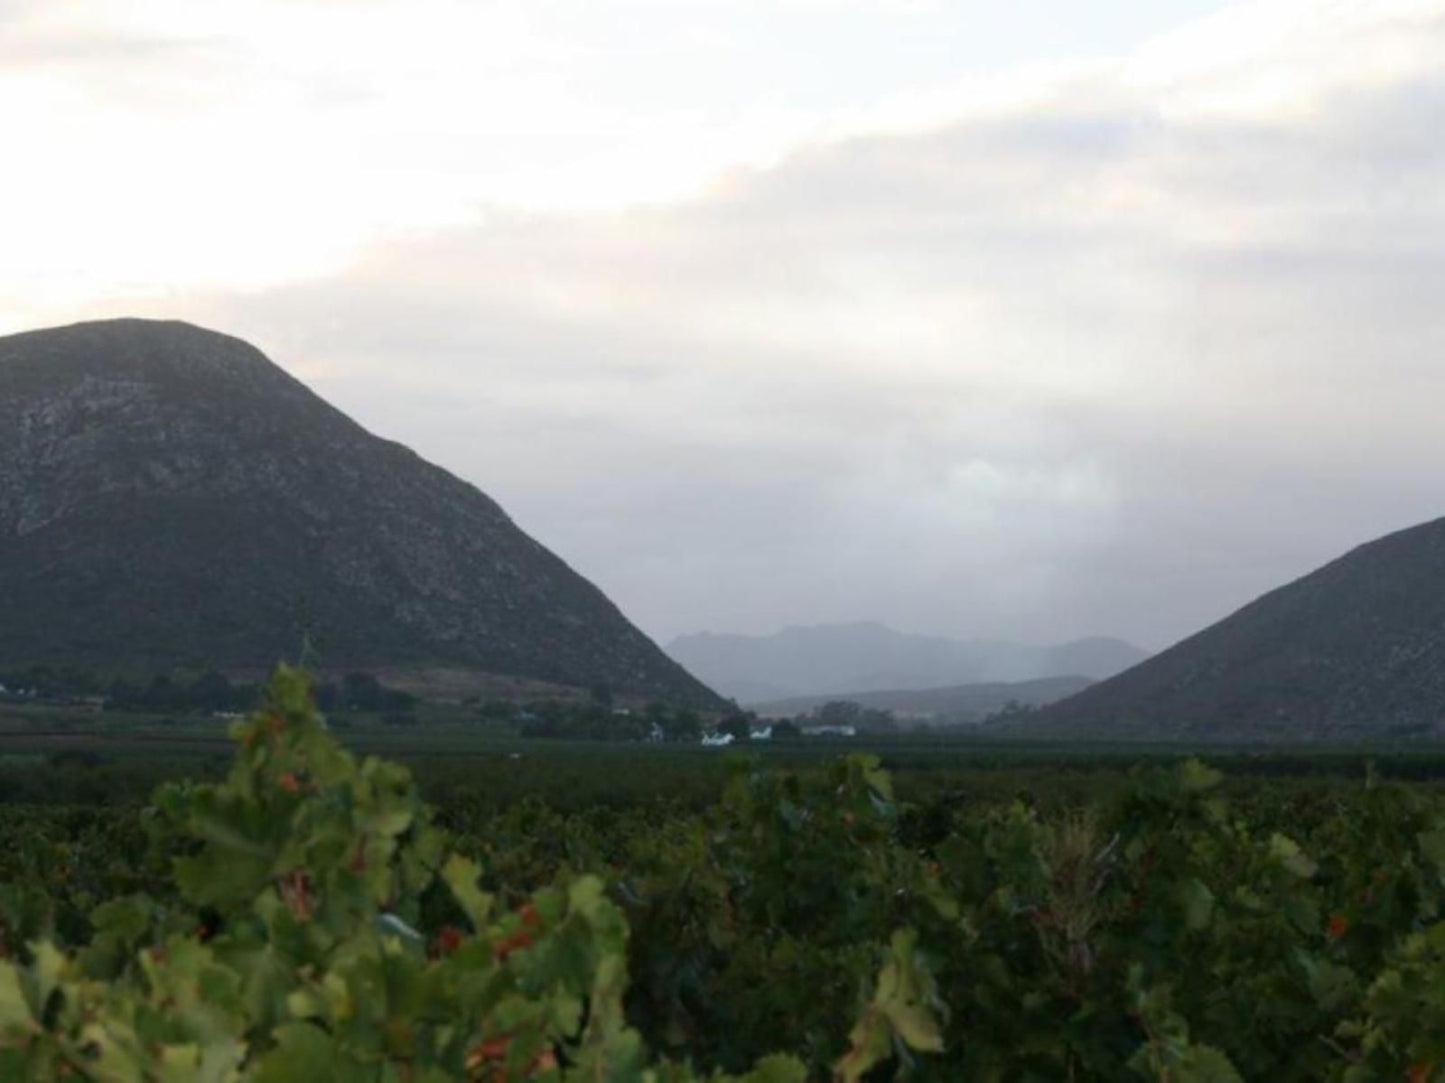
(1, 667), (1443, 1081)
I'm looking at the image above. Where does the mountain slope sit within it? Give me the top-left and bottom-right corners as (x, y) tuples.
(750, 675), (1095, 724)
(0, 318), (718, 706)
(665, 622), (1146, 704)
(1016, 516), (1445, 739)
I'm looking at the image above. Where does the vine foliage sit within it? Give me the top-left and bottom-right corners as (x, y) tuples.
(0, 666), (938, 1082)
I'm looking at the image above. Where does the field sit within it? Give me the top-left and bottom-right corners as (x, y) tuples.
(2, 676), (1444, 1080)
(7, 694), (1445, 808)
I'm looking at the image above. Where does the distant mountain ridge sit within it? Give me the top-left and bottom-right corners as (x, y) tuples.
(0, 318), (719, 706)
(665, 621), (1147, 704)
(750, 675), (1095, 724)
(1012, 514), (1445, 740)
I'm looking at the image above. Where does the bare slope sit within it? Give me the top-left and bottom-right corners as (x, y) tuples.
(0, 318), (718, 706)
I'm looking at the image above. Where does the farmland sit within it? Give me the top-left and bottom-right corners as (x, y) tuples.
(1, 674), (1444, 1079)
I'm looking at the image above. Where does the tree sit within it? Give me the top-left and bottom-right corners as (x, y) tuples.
(189, 670), (234, 711)
(719, 714), (751, 742)
(859, 707), (898, 733)
(815, 700), (863, 727)
(314, 682), (339, 712)
(144, 674), (181, 712)
(478, 700), (518, 724)
(342, 671), (384, 710)
(771, 718), (802, 740)
(662, 708), (702, 743)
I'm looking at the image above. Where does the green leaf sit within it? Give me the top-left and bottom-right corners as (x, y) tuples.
(1268, 832), (1318, 878)
(1419, 826), (1445, 880)
(835, 930), (944, 1083)
(1179, 878), (1215, 931)
(29, 940), (66, 1018)
(1174, 1043), (1245, 1082)
(1179, 759), (1223, 793)
(441, 854), (493, 930)
(0, 962), (33, 1032)
(252, 1022), (344, 1083)
(738, 1053), (808, 1082)
(1298, 951), (1359, 1013)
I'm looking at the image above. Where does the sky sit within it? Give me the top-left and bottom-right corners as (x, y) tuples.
(4, 0), (1444, 651)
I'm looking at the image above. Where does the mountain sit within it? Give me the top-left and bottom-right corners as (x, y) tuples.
(0, 318), (719, 706)
(1013, 515), (1445, 740)
(665, 622), (1147, 704)
(750, 675), (1095, 724)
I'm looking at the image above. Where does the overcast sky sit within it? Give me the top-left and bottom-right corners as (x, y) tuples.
(4, 0), (1444, 650)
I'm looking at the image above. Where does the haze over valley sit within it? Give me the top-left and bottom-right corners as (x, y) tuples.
(666, 622), (1145, 705)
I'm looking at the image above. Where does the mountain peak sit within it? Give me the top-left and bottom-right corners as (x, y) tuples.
(3, 317), (279, 376)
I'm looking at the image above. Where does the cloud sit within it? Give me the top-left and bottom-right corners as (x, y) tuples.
(11, 0), (1445, 649)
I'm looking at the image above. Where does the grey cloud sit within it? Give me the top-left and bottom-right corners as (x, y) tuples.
(169, 10), (1445, 650)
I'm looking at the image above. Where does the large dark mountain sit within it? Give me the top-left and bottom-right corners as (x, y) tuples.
(0, 318), (718, 706)
(665, 621), (1146, 704)
(1016, 516), (1445, 740)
